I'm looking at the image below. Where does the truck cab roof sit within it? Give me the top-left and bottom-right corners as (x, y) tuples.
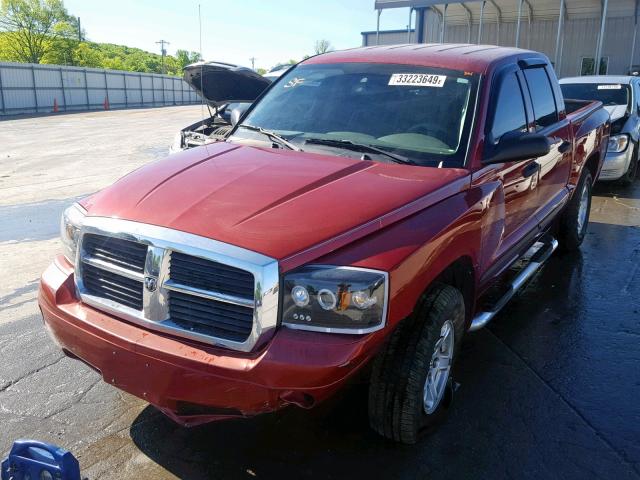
(304, 43), (548, 74)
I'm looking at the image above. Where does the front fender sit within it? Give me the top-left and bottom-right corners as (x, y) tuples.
(316, 186), (485, 331)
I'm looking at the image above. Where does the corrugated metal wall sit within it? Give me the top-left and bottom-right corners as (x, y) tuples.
(364, 10), (639, 79)
(0, 62), (200, 116)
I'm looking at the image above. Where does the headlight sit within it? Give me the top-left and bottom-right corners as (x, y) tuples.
(282, 266), (388, 333)
(608, 134), (629, 153)
(60, 203), (86, 263)
(169, 132), (183, 153)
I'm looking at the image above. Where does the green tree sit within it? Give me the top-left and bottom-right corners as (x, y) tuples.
(256, 67), (266, 75)
(72, 42), (102, 68)
(175, 49), (201, 69)
(0, 0), (73, 63)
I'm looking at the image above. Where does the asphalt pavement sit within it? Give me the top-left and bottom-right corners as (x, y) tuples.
(0, 107), (639, 479)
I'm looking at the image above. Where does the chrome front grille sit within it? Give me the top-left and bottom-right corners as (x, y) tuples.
(169, 252), (255, 298)
(168, 291), (253, 342)
(83, 233), (147, 273)
(82, 262), (144, 310)
(75, 218), (279, 352)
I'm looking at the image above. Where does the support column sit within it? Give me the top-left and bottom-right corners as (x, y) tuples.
(515, 0), (523, 47)
(31, 65), (38, 113)
(59, 67), (67, 111)
(0, 66), (6, 114)
(595, 0), (609, 74)
(554, 0), (566, 68)
(440, 4), (448, 43)
(376, 9), (381, 45)
(408, 7), (413, 43)
(83, 69), (89, 109)
(478, 1), (486, 44)
(415, 7), (427, 43)
(461, 3), (472, 43)
(630, 0), (639, 73)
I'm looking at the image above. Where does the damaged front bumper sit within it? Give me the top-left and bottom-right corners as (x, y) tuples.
(39, 257), (377, 426)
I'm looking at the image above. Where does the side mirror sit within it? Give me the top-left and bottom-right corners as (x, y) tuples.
(484, 131), (551, 165)
(230, 104), (250, 127)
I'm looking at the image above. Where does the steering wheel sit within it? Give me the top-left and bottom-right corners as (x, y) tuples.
(407, 123), (451, 143)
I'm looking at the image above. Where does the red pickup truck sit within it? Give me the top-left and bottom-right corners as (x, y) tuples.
(39, 45), (609, 444)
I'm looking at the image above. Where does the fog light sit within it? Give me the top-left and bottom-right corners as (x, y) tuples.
(292, 286), (309, 307)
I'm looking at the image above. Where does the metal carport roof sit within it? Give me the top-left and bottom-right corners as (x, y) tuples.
(371, 0), (639, 75)
(373, 0), (637, 22)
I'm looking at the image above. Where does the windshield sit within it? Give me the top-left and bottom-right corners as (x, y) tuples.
(233, 63), (479, 167)
(560, 82), (630, 107)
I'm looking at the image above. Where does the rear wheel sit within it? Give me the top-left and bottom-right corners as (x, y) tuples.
(558, 169), (592, 251)
(368, 283), (465, 444)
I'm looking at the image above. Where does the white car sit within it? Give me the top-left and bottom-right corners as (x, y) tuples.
(560, 76), (640, 184)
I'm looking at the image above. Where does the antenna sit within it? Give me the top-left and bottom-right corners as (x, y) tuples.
(199, 4), (205, 122)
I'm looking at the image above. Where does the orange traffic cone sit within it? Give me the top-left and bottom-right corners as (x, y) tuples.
(103, 97), (110, 110)
(53, 98), (59, 113)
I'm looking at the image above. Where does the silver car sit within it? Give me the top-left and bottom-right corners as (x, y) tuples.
(560, 75), (640, 184)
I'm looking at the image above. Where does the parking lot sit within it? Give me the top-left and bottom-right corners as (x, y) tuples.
(1, 106), (639, 479)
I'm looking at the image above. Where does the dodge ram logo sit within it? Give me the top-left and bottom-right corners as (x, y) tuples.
(144, 276), (158, 292)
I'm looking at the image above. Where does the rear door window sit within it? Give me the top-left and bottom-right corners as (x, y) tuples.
(490, 73), (528, 142)
(523, 67), (558, 130)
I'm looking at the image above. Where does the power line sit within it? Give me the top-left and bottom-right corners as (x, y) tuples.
(156, 39), (170, 74)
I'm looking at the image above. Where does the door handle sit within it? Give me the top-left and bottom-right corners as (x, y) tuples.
(558, 140), (572, 154)
(522, 162), (540, 178)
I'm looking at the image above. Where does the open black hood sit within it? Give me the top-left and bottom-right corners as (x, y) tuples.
(183, 61), (272, 108)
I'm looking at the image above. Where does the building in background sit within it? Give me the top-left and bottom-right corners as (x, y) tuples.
(362, 0), (640, 78)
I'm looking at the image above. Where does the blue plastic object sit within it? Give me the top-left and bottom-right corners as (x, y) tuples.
(1, 440), (80, 480)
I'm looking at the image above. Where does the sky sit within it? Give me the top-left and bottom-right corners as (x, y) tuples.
(63, 0), (410, 71)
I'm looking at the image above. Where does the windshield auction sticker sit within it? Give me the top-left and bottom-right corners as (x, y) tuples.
(597, 84), (622, 89)
(388, 73), (447, 87)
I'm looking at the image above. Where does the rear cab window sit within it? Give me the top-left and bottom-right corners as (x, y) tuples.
(560, 82), (631, 108)
(522, 67), (559, 130)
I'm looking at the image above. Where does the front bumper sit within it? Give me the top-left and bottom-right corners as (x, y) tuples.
(598, 146), (634, 181)
(39, 257), (378, 426)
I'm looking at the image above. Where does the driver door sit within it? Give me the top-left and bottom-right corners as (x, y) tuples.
(474, 65), (541, 280)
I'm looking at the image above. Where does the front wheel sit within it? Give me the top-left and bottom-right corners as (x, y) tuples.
(619, 145), (638, 186)
(368, 284), (465, 444)
(558, 169), (593, 251)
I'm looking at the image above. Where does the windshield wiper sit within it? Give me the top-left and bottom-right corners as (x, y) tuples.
(304, 138), (414, 165)
(238, 124), (302, 151)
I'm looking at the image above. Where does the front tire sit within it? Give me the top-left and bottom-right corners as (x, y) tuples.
(619, 145), (638, 186)
(558, 169), (593, 251)
(368, 284), (465, 444)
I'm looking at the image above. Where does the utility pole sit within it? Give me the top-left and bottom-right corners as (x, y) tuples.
(156, 39), (170, 74)
(77, 17), (82, 41)
(249, 57), (256, 70)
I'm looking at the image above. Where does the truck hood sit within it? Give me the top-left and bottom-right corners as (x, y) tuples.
(603, 104), (628, 122)
(84, 143), (468, 265)
(183, 61), (271, 108)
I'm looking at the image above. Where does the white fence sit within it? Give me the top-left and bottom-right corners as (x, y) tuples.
(0, 62), (200, 116)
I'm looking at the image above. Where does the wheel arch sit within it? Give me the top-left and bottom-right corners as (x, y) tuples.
(584, 151), (601, 185)
(426, 256), (476, 327)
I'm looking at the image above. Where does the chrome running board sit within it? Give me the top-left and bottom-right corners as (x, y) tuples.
(469, 234), (559, 332)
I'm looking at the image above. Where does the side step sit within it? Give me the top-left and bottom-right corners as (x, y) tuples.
(469, 234), (559, 332)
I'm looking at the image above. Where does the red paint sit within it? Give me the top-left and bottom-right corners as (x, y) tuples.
(42, 46), (609, 424)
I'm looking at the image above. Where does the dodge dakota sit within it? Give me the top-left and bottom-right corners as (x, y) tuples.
(39, 44), (609, 444)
